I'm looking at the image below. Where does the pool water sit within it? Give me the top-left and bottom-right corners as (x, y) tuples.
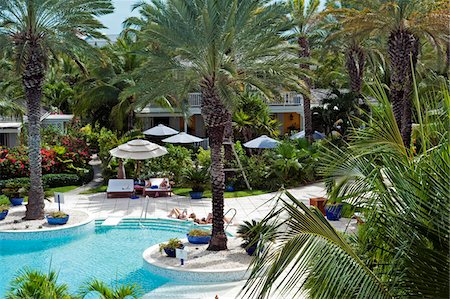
(0, 221), (190, 296)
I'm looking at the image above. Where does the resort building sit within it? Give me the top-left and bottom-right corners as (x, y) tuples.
(0, 113), (73, 148)
(136, 89), (340, 137)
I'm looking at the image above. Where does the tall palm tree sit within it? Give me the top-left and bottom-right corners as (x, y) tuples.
(241, 82), (449, 298)
(287, 0), (322, 141)
(127, 0), (306, 250)
(334, 0), (449, 146)
(0, 0), (113, 219)
(75, 37), (142, 132)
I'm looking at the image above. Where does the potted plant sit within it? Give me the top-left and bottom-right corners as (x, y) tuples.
(324, 199), (343, 221)
(187, 229), (211, 244)
(46, 211), (70, 225)
(182, 165), (209, 199)
(0, 204), (9, 220)
(237, 220), (276, 256)
(159, 238), (184, 257)
(1, 182), (29, 206)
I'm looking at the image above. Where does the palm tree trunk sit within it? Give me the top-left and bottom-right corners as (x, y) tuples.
(388, 28), (419, 147)
(298, 36), (313, 142)
(23, 44), (45, 220)
(345, 43), (365, 96)
(201, 76), (228, 251)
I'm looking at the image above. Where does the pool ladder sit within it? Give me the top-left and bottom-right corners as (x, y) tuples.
(139, 195), (151, 228)
(224, 208), (237, 231)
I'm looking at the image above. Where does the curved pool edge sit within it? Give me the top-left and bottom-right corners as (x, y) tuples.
(142, 242), (251, 283)
(0, 212), (94, 240)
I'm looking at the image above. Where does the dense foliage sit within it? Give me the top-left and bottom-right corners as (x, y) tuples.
(242, 83), (449, 298)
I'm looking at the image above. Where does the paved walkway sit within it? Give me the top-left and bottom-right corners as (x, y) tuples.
(58, 181), (356, 234)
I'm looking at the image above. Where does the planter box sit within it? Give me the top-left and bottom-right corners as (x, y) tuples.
(325, 204), (343, 221)
(225, 186), (235, 192)
(46, 215), (69, 225)
(9, 197), (24, 206)
(189, 191), (203, 199)
(187, 234), (211, 244)
(246, 245), (257, 256)
(163, 245), (184, 258)
(0, 210), (8, 220)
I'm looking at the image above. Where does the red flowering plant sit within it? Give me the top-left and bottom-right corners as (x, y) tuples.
(0, 134), (92, 179)
(0, 147), (29, 179)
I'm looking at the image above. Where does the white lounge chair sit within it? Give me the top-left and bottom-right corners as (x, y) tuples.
(106, 179), (134, 198)
(143, 178), (172, 197)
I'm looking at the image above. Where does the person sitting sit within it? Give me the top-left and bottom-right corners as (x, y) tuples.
(160, 179), (168, 189)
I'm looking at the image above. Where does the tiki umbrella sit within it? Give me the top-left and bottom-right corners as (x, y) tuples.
(110, 139), (167, 178)
(243, 135), (280, 149)
(162, 132), (203, 144)
(143, 124), (179, 136)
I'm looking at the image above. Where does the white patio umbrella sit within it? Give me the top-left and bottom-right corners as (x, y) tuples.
(143, 124), (179, 136)
(243, 135), (280, 149)
(162, 132), (203, 144)
(110, 139), (167, 178)
(290, 130), (325, 140)
(110, 139), (167, 160)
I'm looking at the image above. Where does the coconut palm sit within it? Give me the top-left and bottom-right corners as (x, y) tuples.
(78, 279), (141, 299)
(333, 0), (449, 147)
(126, 0), (306, 250)
(74, 37), (143, 132)
(0, 0), (113, 219)
(287, 0), (322, 141)
(6, 268), (74, 299)
(241, 82), (449, 298)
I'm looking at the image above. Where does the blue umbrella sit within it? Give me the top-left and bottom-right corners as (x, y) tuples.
(290, 130), (325, 140)
(243, 135), (280, 149)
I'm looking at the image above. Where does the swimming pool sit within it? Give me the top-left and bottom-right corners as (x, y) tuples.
(0, 219), (200, 296)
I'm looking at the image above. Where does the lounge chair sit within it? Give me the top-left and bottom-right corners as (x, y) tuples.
(143, 178), (172, 197)
(107, 179), (134, 198)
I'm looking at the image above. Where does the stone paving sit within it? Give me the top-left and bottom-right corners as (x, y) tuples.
(59, 181), (356, 234)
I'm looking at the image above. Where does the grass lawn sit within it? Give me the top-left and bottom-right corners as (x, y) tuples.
(44, 185), (79, 197)
(172, 188), (269, 198)
(80, 185), (107, 194)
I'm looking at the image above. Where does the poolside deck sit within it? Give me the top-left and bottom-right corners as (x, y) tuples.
(57, 182), (356, 234)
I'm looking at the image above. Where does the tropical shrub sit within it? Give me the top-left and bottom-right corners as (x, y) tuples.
(6, 269), (73, 299)
(41, 174), (80, 188)
(242, 83), (449, 298)
(143, 144), (193, 182)
(196, 147), (211, 168)
(188, 229), (211, 237)
(182, 165), (209, 192)
(159, 238), (184, 253)
(0, 138), (90, 180)
(0, 173), (83, 190)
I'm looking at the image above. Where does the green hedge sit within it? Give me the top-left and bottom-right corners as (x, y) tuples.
(43, 174), (80, 188)
(0, 167), (94, 190)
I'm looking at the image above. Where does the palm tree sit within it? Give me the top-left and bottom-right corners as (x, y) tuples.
(241, 82), (449, 298)
(6, 268), (74, 299)
(334, 0), (449, 147)
(127, 0), (306, 250)
(0, 0), (113, 219)
(287, 0), (322, 142)
(78, 279), (141, 299)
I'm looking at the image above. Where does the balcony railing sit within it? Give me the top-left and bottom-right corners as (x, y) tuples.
(188, 92), (303, 107)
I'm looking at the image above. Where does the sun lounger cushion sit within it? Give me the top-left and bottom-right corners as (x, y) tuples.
(107, 179), (134, 198)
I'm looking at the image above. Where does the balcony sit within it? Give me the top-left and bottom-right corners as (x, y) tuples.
(188, 92), (303, 107)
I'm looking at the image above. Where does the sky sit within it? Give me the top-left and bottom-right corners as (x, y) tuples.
(100, 0), (327, 35)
